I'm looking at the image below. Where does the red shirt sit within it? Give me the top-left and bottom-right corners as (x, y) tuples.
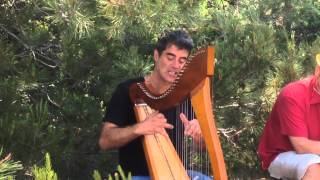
(258, 76), (320, 170)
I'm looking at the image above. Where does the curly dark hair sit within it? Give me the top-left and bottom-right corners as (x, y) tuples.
(155, 29), (194, 55)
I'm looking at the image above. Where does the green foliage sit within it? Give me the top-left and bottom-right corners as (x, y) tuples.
(259, 0), (320, 43)
(98, 0), (208, 42)
(43, 0), (95, 40)
(92, 165), (131, 180)
(197, 0), (320, 177)
(32, 153), (58, 180)
(106, 165), (132, 180)
(0, 148), (23, 180)
(92, 170), (102, 180)
(0, 0), (320, 179)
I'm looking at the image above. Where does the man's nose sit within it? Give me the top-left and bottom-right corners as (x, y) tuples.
(172, 60), (181, 69)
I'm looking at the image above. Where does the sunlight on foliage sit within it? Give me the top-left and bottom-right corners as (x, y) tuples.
(32, 153), (58, 180)
(43, 0), (94, 39)
(0, 148), (23, 180)
(1, 0), (320, 178)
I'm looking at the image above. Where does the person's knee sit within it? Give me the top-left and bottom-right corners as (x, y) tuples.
(302, 163), (320, 180)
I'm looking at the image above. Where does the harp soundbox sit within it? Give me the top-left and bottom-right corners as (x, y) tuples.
(129, 46), (228, 180)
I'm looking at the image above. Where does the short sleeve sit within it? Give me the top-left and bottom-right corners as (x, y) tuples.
(103, 83), (133, 127)
(277, 89), (308, 137)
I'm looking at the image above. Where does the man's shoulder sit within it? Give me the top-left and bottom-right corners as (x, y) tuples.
(117, 77), (144, 89)
(281, 76), (314, 97)
(287, 76), (313, 87)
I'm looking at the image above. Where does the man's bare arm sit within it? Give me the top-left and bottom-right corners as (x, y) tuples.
(99, 122), (140, 150)
(99, 112), (174, 150)
(289, 136), (320, 154)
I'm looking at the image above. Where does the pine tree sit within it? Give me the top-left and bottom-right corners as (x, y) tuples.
(1, 0), (320, 178)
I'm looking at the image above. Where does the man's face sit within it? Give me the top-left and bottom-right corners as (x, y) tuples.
(153, 44), (189, 84)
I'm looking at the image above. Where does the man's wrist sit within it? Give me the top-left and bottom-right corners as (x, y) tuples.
(131, 123), (142, 137)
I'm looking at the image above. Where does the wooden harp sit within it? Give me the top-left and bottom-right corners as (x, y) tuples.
(129, 46), (227, 180)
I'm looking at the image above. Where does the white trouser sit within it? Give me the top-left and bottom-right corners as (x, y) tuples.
(268, 151), (320, 180)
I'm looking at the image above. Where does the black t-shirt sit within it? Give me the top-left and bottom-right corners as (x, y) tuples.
(103, 77), (191, 176)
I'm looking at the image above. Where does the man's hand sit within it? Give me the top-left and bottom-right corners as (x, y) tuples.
(99, 111), (173, 150)
(179, 113), (202, 142)
(134, 111), (174, 138)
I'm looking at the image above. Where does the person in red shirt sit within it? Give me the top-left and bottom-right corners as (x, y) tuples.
(258, 63), (320, 179)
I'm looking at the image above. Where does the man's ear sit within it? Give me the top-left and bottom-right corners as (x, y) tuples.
(154, 49), (159, 63)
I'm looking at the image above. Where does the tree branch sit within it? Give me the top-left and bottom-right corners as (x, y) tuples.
(0, 23), (59, 68)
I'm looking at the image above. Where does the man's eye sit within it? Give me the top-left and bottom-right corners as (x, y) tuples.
(179, 59), (187, 64)
(167, 55), (175, 60)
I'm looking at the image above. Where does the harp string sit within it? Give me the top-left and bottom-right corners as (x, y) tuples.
(139, 98), (213, 178)
(176, 98), (211, 177)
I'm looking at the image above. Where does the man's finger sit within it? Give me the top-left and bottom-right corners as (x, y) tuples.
(179, 113), (189, 125)
(185, 126), (194, 136)
(164, 123), (174, 129)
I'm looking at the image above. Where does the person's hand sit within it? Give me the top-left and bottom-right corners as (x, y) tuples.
(179, 113), (202, 142)
(134, 111), (173, 137)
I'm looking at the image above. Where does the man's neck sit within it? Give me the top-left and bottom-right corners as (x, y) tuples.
(144, 73), (171, 95)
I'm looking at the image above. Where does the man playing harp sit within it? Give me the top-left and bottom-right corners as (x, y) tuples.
(99, 30), (212, 179)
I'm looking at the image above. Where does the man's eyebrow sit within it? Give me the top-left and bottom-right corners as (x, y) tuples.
(166, 52), (176, 57)
(166, 52), (188, 60)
